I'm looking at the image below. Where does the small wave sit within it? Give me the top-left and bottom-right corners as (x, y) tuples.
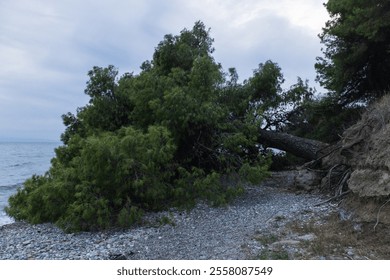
(0, 213), (14, 226)
(0, 183), (23, 191)
(9, 162), (34, 168)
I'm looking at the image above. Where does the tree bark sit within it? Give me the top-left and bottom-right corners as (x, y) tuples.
(258, 129), (329, 160)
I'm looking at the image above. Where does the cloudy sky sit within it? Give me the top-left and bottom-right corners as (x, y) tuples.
(0, 0), (329, 141)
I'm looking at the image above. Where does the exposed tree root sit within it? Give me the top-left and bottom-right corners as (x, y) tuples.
(314, 166), (352, 207)
(374, 198), (390, 231)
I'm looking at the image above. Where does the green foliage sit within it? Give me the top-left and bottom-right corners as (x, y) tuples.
(12, 4), (390, 231)
(60, 67), (134, 144)
(316, 0), (390, 105)
(248, 61), (284, 107)
(236, 61), (316, 133)
(6, 21), (289, 232)
(239, 161), (270, 185)
(153, 21), (214, 75)
(284, 96), (362, 143)
(7, 126), (176, 232)
(304, 0), (390, 144)
(5, 175), (68, 224)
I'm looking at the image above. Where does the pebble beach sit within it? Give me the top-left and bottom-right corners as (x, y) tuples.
(0, 178), (333, 260)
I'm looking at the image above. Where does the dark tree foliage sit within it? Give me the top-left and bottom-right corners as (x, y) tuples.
(6, 22), (271, 231)
(316, 0), (390, 105)
(284, 95), (362, 143)
(10, 2), (390, 231)
(6, 21), (314, 232)
(153, 21), (215, 75)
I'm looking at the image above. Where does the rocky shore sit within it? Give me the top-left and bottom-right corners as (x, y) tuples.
(0, 173), (339, 260)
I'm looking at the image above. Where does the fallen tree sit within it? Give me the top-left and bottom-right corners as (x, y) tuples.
(264, 95), (390, 227)
(258, 129), (329, 160)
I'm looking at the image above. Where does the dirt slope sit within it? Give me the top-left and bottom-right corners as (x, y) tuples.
(326, 95), (390, 224)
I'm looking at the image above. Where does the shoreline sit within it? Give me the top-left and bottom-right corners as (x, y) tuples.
(0, 178), (336, 260)
(3, 175), (388, 260)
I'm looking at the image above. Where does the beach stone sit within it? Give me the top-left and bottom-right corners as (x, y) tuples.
(297, 234), (316, 241)
(270, 240), (300, 247)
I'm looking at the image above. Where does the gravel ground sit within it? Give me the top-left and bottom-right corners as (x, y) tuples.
(0, 176), (334, 260)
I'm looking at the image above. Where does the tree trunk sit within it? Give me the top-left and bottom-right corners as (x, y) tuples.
(258, 129), (329, 160)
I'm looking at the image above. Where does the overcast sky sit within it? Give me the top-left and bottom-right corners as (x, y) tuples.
(0, 0), (329, 141)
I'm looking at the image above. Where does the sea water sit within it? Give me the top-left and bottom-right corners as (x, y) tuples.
(0, 142), (59, 226)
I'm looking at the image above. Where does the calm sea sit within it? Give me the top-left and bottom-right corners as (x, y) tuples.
(0, 142), (59, 226)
